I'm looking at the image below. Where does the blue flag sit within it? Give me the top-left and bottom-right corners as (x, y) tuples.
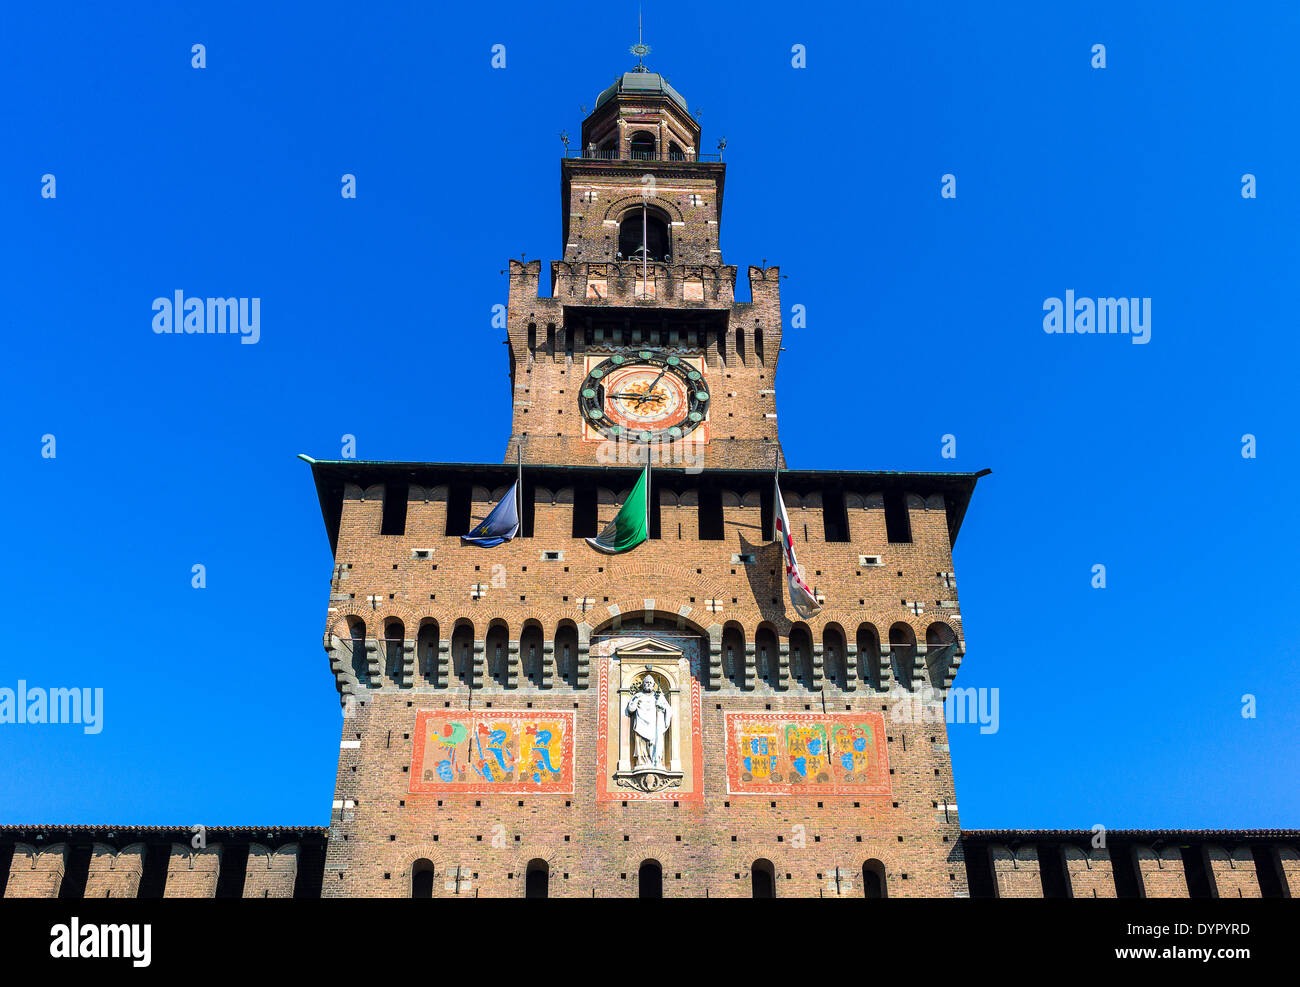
(461, 482), (520, 547)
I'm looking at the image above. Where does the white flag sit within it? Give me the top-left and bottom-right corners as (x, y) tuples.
(774, 476), (823, 618)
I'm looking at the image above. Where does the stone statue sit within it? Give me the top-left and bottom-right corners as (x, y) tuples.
(625, 676), (672, 768)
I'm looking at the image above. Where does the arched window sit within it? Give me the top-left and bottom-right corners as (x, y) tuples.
(347, 617), (369, 686)
(823, 625), (847, 690)
(525, 858), (549, 898)
(789, 625), (813, 689)
(629, 130), (656, 160)
(555, 621), (579, 688)
(925, 621), (958, 690)
(751, 858), (775, 898)
(755, 625), (778, 686)
(412, 859), (434, 898)
(722, 623), (745, 689)
(451, 621), (474, 688)
(889, 623), (917, 691)
(862, 859), (887, 898)
(520, 622), (544, 688)
(668, 141), (686, 161)
(596, 140), (616, 159)
(617, 210), (670, 263)
(384, 619), (405, 684)
(638, 859), (662, 898)
(417, 619), (439, 685)
(486, 622), (509, 688)
(856, 623), (881, 690)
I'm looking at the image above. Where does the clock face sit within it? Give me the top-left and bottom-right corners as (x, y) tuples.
(579, 350), (710, 442)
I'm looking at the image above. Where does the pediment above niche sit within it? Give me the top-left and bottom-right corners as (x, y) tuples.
(613, 638), (684, 660)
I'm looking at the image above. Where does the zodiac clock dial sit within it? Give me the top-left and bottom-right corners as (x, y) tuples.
(579, 350), (710, 443)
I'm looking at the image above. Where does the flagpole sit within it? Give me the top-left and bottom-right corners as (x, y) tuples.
(771, 461), (779, 542)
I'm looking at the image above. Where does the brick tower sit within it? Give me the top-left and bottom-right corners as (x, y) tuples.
(306, 61), (988, 898)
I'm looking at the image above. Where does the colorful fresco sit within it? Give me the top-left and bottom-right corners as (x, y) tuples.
(409, 710), (574, 795)
(724, 712), (890, 796)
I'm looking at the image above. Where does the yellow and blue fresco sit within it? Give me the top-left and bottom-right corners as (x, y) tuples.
(724, 712), (890, 795)
(410, 710), (574, 794)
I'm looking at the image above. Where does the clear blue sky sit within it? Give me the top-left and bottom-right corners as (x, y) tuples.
(2, 1), (1297, 830)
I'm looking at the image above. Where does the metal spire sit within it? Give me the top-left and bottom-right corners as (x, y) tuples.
(629, 3), (651, 71)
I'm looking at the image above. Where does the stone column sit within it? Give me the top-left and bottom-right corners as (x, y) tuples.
(669, 665), (683, 772)
(616, 661), (631, 773)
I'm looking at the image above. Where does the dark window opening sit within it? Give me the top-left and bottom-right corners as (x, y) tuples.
(525, 859), (549, 898)
(215, 844), (249, 899)
(521, 627), (544, 688)
(638, 860), (662, 899)
(138, 843), (170, 899)
(1252, 846), (1286, 898)
(348, 618), (369, 686)
(521, 482), (535, 538)
(1181, 846), (1215, 898)
(555, 625), (579, 688)
(823, 488), (850, 542)
(1038, 844), (1072, 898)
(862, 860), (887, 898)
(417, 623), (439, 684)
(445, 483), (471, 537)
(649, 484), (662, 539)
(629, 131), (656, 160)
(412, 859), (434, 898)
(292, 841), (326, 898)
(381, 482), (408, 536)
(884, 491), (912, 544)
(698, 487), (724, 540)
(617, 212), (670, 263)
(385, 622), (405, 682)
(58, 844), (92, 899)
(1110, 844), (1143, 899)
(964, 843), (997, 898)
(572, 486), (598, 538)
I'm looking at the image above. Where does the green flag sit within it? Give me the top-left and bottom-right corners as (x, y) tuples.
(586, 465), (649, 554)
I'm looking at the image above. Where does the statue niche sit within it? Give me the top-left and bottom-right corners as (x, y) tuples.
(612, 639), (687, 794)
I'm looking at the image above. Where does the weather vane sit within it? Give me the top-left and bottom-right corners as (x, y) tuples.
(629, 4), (651, 70)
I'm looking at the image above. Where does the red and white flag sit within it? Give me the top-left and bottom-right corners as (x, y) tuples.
(774, 476), (823, 618)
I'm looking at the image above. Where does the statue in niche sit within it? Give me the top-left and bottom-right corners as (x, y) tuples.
(625, 676), (672, 769)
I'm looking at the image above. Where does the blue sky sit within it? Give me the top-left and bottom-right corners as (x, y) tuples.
(2, 1), (1297, 830)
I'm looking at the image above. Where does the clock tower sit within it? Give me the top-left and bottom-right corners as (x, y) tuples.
(302, 53), (988, 900)
(504, 66), (785, 470)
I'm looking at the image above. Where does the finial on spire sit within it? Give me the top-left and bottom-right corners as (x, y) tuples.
(629, 2), (651, 71)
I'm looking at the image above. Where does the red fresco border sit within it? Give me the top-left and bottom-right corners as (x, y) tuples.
(723, 711), (891, 797)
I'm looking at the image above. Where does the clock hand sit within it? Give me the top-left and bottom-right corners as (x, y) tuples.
(632, 368), (669, 405)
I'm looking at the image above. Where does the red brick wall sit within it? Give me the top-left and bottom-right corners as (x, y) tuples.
(319, 476), (968, 897)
